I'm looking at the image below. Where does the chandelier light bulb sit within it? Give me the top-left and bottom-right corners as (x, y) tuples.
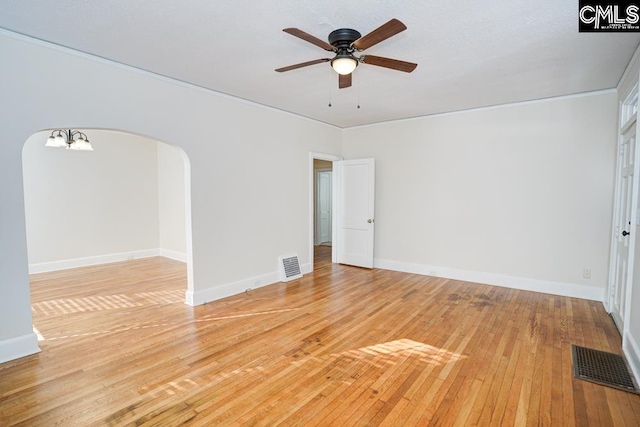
(45, 136), (58, 147)
(54, 134), (66, 147)
(75, 137), (94, 151)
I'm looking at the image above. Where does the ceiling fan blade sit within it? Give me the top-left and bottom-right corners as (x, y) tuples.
(339, 73), (352, 89)
(275, 58), (330, 73)
(361, 55), (417, 73)
(283, 28), (336, 51)
(352, 19), (407, 51)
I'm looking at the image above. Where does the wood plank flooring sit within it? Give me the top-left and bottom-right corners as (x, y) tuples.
(1, 246), (639, 426)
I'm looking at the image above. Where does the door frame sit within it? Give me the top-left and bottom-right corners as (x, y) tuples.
(315, 168), (332, 246)
(309, 152), (342, 272)
(607, 84), (639, 337)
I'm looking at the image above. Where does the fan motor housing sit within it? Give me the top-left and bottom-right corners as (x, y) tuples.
(328, 28), (361, 48)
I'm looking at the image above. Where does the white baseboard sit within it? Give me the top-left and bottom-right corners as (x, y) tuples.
(301, 262), (312, 275)
(374, 258), (605, 301)
(0, 333), (40, 365)
(159, 249), (187, 263)
(29, 249), (163, 273)
(186, 271), (280, 306)
(185, 263), (311, 306)
(623, 331), (640, 388)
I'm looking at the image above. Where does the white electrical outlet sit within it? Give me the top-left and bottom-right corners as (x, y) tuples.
(583, 268), (591, 279)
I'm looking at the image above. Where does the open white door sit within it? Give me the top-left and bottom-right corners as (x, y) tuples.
(334, 159), (375, 268)
(611, 118), (638, 333)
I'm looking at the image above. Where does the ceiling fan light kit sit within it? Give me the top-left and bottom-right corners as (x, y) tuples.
(328, 28), (361, 75)
(276, 18), (417, 89)
(331, 55), (358, 75)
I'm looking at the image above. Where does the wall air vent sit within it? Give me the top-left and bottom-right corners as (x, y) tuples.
(279, 254), (303, 282)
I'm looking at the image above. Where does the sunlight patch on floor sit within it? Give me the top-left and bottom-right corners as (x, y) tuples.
(356, 338), (463, 363)
(33, 326), (45, 341)
(195, 308), (300, 322)
(36, 307), (300, 341)
(132, 338), (465, 406)
(31, 289), (184, 315)
(327, 338), (466, 369)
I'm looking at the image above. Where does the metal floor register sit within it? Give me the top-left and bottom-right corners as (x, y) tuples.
(572, 345), (639, 394)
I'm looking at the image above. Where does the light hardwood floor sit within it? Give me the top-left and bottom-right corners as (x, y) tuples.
(1, 247), (639, 426)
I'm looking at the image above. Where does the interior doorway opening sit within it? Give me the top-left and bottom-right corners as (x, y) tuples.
(315, 160), (333, 247)
(21, 129), (194, 303)
(309, 152), (341, 271)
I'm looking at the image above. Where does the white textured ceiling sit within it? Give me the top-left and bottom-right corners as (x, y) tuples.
(1, 1), (638, 127)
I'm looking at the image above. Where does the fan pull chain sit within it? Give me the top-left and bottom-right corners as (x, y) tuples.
(328, 88), (332, 107)
(357, 74), (361, 109)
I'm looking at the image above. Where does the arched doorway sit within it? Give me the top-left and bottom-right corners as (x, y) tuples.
(21, 128), (194, 307)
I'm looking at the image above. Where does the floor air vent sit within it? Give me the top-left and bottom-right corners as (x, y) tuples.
(572, 345), (639, 394)
(279, 254), (302, 282)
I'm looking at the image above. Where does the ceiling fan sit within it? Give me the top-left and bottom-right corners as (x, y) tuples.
(275, 18), (417, 89)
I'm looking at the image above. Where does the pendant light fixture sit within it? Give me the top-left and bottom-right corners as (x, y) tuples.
(45, 129), (94, 151)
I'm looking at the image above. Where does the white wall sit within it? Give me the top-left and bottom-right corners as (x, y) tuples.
(22, 130), (160, 271)
(0, 30), (342, 363)
(343, 91), (618, 300)
(158, 143), (187, 260)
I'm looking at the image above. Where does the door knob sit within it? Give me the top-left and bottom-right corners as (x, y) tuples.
(622, 230), (631, 236)
(367, 219), (374, 223)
